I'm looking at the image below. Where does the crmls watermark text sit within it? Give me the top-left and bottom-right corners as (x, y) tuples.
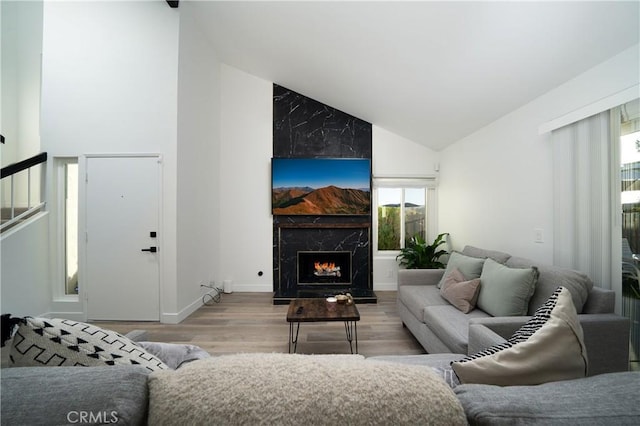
(67, 411), (118, 424)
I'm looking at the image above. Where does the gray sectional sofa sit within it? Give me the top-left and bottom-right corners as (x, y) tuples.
(2, 328), (640, 424)
(3, 352), (639, 425)
(397, 245), (631, 376)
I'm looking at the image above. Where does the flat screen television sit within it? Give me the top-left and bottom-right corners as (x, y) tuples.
(272, 158), (371, 215)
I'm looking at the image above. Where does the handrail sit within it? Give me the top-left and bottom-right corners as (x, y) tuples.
(1, 152), (47, 179)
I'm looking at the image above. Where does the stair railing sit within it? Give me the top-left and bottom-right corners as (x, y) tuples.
(1, 152), (48, 232)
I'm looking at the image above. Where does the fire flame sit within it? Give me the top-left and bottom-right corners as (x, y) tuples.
(314, 261), (336, 272)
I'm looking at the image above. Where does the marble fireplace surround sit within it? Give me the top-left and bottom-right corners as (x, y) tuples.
(272, 222), (376, 305)
(272, 84), (375, 304)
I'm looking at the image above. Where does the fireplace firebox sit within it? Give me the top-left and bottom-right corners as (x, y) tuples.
(298, 251), (351, 285)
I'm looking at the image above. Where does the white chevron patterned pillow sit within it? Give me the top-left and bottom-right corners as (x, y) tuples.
(9, 317), (168, 371)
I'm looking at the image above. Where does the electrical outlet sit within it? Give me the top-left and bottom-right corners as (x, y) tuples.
(533, 228), (544, 243)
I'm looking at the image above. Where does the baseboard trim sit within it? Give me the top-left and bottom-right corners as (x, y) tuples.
(374, 282), (398, 291)
(160, 296), (204, 324)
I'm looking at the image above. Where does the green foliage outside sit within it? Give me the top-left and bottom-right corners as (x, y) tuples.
(378, 206), (400, 250)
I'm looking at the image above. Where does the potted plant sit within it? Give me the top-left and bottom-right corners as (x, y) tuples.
(396, 232), (449, 269)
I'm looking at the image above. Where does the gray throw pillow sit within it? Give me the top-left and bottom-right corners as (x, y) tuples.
(476, 258), (538, 316)
(437, 251), (485, 289)
(136, 341), (211, 369)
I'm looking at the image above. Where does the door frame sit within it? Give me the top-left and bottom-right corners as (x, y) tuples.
(80, 153), (163, 320)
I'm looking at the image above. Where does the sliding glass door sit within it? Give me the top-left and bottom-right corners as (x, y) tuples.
(619, 99), (640, 370)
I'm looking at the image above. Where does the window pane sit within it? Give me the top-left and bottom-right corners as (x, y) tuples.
(405, 188), (426, 241)
(65, 163), (78, 295)
(377, 188), (401, 250)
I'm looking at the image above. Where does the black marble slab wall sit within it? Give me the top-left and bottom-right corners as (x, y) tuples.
(273, 85), (372, 158)
(272, 85), (375, 303)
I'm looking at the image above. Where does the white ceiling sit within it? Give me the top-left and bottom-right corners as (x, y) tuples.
(190, 1), (640, 151)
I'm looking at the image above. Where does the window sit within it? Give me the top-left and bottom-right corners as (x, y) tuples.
(64, 161), (79, 295)
(54, 158), (79, 297)
(374, 178), (437, 252)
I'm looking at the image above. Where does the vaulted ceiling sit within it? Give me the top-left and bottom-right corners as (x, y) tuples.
(190, 1), (639, 151)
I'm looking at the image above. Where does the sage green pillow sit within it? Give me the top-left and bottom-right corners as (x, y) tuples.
(437, 251), (486, 289)
(476, 258), (538, 316)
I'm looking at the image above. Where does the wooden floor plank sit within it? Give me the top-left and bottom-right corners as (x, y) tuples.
(93, 291), (426, 357)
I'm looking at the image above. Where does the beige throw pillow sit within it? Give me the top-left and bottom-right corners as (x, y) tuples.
(451, 286), (588, 386)
(440, 268), (481, 313)
(148, 353), (467, 425)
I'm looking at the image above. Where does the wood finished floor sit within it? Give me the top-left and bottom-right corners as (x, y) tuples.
(93, 291), (427, 357)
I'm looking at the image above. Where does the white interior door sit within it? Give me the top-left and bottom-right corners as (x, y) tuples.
(85, 156), (161, 320)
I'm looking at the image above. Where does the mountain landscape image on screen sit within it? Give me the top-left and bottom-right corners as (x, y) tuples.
(272, 185), (370, 215)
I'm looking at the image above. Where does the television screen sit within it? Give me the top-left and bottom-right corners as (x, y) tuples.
(272, 158), (371, 215)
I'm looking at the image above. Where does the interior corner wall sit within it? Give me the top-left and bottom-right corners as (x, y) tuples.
(372, 125), (440, 290)
(175, 2), (221, 320)
(40, 1), (180, 320)
(439, 44), (640, 264)
(219, 65), (273, 292)
(217, 67), (441, 293)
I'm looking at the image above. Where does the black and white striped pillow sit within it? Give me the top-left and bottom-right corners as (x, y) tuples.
(9, 317), (168, 371)
(451, 286), (588, 386)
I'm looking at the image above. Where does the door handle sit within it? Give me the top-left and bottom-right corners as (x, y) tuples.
(141, 247), (157, 253)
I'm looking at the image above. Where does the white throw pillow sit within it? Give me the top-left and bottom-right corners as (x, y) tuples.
(451, 286), (588, 386)
(9, 317), (168, 371)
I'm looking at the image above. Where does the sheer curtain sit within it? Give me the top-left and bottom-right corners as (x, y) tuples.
(552, 111), (613, 289)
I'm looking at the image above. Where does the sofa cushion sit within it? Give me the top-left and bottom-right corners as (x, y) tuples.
(451, 287), (588, 386)
(398, 284), (448, 321)
(148, 353), (468, 425)
(9, 317), (168, 371)
(461, 245), (512, 264)
(476, 258), (538, 317)
(506, 256), (593, 314)
(438, 251), (486, 289)
(423, 305), (491, 354)
(454, 372), (640, 425)
(0, 366), (150, 426)
(440, 268), (481, 313)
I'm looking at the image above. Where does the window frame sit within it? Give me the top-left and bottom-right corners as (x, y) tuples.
(373, 177), (438, 256)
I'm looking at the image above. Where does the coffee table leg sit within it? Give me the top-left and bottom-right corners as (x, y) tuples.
(289, 322), (300, 353)
(344, 321), (358, 354)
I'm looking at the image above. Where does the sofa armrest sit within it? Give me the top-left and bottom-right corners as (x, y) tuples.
(468, 314), (630, 375)
(397, 269), (445, 287)
(582, 287), (615, 313)
(468, 323), (508, 355)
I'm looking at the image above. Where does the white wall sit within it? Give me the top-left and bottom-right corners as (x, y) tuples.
(39, 1), (180, 319)
(218, 68), (441, 292)
(440, 45), (640, 263)
(175, 2), (221, 321)
(372, 125), (440, 289)
(219, 65), (273, 292)
(1, 213), (51, 317)
(0, 0), (43, 206)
